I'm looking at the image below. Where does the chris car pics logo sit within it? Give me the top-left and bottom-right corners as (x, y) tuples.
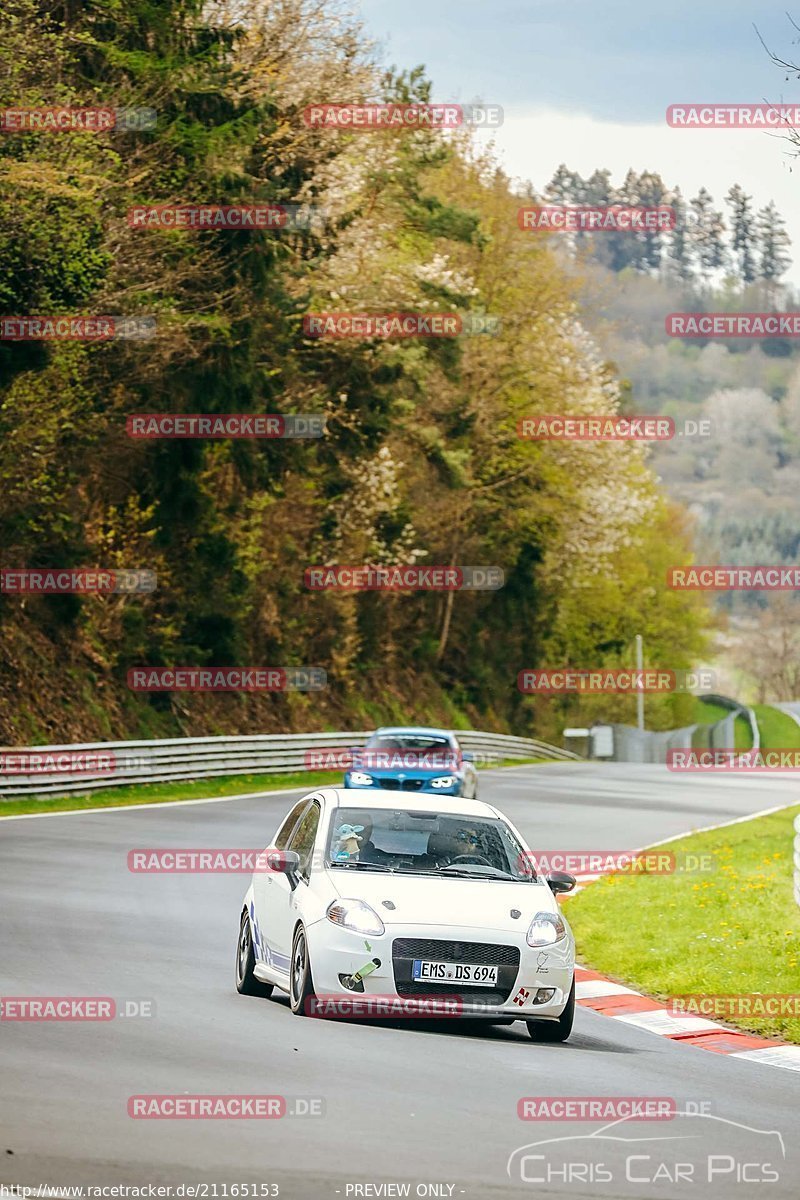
(507, 1112), (785, 1187)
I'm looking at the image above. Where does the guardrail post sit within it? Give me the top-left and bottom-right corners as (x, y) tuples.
(794, 814), (800, 909)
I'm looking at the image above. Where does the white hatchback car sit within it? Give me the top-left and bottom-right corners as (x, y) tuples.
(236, 788), (577, 1041)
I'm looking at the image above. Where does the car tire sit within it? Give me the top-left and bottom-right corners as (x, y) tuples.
(525, 975), (575, 1043)
(235, 909), (274, 997)
(289, 924), (317, 1016)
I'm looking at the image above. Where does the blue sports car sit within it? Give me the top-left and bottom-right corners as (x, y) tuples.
(343, 726), (478, 798)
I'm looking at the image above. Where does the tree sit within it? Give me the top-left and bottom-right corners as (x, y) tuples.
(544, 164), (580, 205)
(634, 170), (669, 274)
(664, 186), (694, 284)
(756, 200), (792, 302)
(725, 184), (758, 284)
(689, 188), (727, 288)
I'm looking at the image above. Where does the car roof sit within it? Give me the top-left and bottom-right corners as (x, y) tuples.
(318, 787), (496, 819)
(372, 726), (455, 739)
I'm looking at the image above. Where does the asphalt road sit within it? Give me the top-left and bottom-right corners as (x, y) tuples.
(1, 762), (799, 1200)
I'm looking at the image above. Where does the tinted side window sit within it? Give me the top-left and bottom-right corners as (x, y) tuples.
(287, 800), (321, 873)
(274, 800), (307, 850)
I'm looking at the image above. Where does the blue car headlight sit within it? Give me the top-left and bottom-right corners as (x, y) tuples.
(430, 775), (457, 788)
(348, 771), (373, 785)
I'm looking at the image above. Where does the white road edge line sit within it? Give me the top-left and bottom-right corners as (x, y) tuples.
(0, 785), (310, 821)
(731, 1046), (800, 1070)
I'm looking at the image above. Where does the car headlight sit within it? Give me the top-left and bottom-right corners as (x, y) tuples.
(348, 771), (374, 785)
(326, 899), (385, 936)
(526, 912), (566, 946)
(430, 775), (457, 788)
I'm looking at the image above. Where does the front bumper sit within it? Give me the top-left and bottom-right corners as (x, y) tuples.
(305, 917), (574, 1019)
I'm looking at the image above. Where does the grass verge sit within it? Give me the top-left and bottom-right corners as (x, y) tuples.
(563, 803), (800, 1043)
(753, 704), (800, 751)
(0, 769), (345, 817)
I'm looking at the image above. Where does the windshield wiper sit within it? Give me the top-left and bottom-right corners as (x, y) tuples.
(438, 866), (518, 881)
(327, 860), (395, 872)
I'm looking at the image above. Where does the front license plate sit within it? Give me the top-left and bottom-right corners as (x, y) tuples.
(412, 959), (498, 986)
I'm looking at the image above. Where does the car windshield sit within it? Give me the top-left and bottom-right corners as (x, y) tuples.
(358, 733), (458, 771)
(326, 806), (536, 881)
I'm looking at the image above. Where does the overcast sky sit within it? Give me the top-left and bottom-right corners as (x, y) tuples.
(356, 0), (800, 280)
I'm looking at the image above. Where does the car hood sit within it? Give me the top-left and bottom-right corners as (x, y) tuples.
(347, 766), (463, 778)
(326, 870), (557, 931)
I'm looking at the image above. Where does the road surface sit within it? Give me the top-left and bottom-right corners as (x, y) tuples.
(1, 762), (798, 1199)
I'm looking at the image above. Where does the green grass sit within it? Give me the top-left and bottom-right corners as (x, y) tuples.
(733, 713), (753, 749)
(690, 698), (732, 726)
(690, 701), (753, 751)
(0, 756), (554, 817)
(0, 769), (346, 817)
(753, 704), (800, 751)
(563, 804), (800, 1043)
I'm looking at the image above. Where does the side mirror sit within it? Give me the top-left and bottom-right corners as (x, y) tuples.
(461, 751), (475, 763)
(546, 871), (576, 894)
(266, 850), (301, 879)
(275, 849), (299, 878)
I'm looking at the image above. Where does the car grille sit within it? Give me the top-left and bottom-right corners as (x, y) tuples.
(392, 938), (520, 1004)
(377, 778), (426, 791)
(393, 938), (519, 965)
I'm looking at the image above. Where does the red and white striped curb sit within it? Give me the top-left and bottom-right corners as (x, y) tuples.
(574, 965), (800, 1072)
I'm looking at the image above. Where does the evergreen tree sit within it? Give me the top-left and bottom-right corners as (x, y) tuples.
(756, 200), (792, 301)
(544, 164), (580, 205)
(689, 188), (727, 288)
(635, 170), (669, 274)
(664, 186), (694, 284)
(725, 184), (757, 284)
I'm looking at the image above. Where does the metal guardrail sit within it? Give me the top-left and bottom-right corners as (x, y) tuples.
(704, 693), (760, 752)
(608, 694), (759, 763)
(0, 728), (578, 799)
